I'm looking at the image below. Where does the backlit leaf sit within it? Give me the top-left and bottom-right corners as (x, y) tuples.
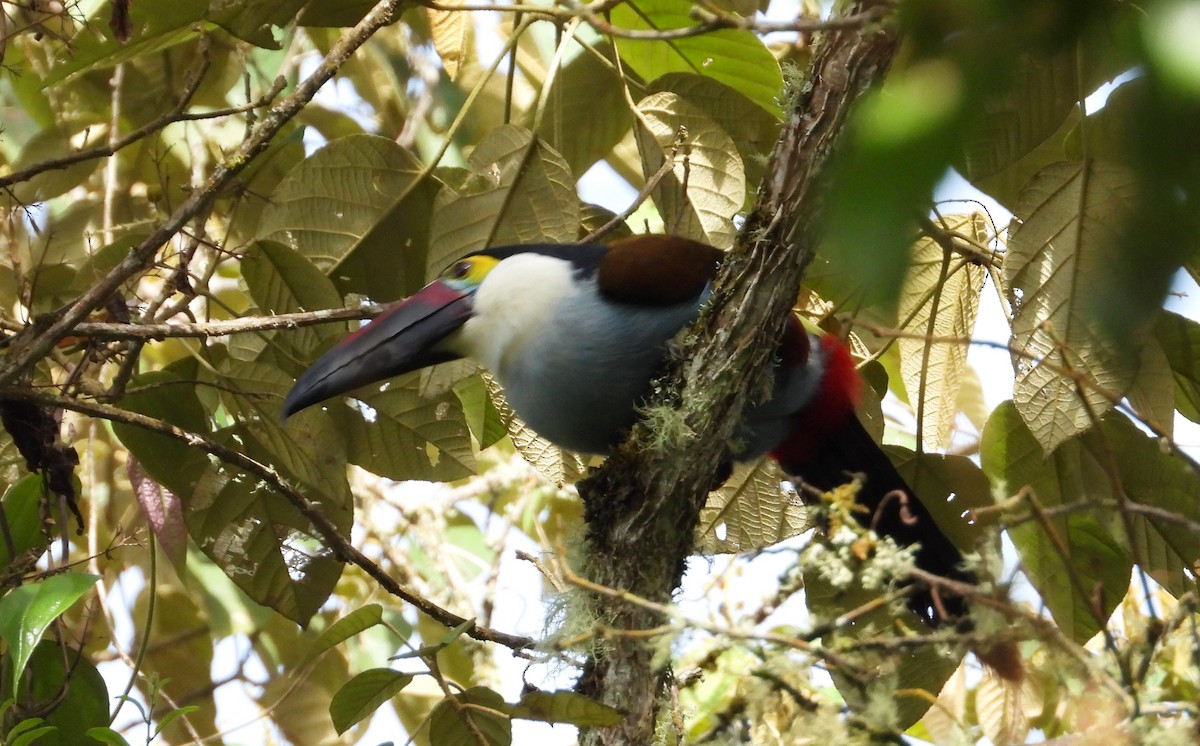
(534, 43), (635, 177)
(636, 91), (745, 247)
(1004, 160), (1139, 452)
(649, 73), (781, 196)
(696, 459), (801, 554)
(425, 3), (473, 80)
(898, 213), (988, 450)
(975, 673), (1043, 746)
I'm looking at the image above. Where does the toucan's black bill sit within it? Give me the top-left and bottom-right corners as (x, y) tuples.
(282, 280), (473, 418)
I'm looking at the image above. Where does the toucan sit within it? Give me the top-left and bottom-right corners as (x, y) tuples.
(283, 234), (974, 626)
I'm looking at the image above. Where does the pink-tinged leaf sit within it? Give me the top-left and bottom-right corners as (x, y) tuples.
(128, 458), (187, 571)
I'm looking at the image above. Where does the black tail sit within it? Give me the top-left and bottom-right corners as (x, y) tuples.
(781, 416), (974, 627)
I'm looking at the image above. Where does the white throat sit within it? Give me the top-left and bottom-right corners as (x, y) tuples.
(453, 253), (578, 376)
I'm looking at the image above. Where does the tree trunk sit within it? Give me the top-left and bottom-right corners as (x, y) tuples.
(576, 4), (903, 744)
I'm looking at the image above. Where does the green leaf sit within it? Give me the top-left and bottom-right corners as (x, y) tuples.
(82, 729), (131, 746)
(257, 617), (352, 743)
(1004, 160), (1140, 452)
(511, 690), (624, 727)
(960, 53), (1084, 208)
(223, 125), (309, 246)
(980, 402), (1132, 642)
(453, 375), (508, 450)
(534, 42), (635, 177)
(635, 92), (745, 246)
(8, 126), (100, 203)
(185, 357), (354, 626)
(1125, 337), (1176, 437)
(429, 686), (512, 746)
(0, 475), (52, 571)
(1154, 310), (1200, 424)
(889, 450), (993, 554)
(611, 0), (783, 116)
(43, 0), (210, 86)
(0, 577), (99, 697)
(305, 604), (384, 666)
(185, 448), (347, 625)
(242, 241), (345, 360)
(1098, 414), (1200, 596)
(259, 134), (439, 302)
(428, 125), (580, 271)
(132, 586), (217, 739)
(821, 60), (964, 311)
(217, 359), (352, 498)
(297, 0), (381, 26)
(113, 368), (212, 499)
(11, 723), (57, 746)
(154, 706), (202, 737)
(208, 0), (306, 49)
(329, 668), (414, 735)
(24, 654), (113, 746)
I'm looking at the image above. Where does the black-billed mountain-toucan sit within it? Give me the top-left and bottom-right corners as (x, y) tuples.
(283, 234), (974, 626)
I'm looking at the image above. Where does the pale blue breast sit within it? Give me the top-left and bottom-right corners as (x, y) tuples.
(494, 279), (706, 454)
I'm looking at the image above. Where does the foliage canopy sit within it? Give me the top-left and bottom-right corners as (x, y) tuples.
(0, 0), (1198, 744)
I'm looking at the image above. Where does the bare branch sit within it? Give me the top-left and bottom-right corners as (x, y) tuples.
(65, 305), (384, 341)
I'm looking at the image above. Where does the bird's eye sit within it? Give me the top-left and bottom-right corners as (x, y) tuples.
(441, 255), (497, 289)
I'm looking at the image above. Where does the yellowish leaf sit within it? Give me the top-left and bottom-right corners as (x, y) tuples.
(898, 213), (987, 450)
(1004, 160), (1139, 452)
(636, 92), (745, 247)
(425, 5), (473, 80)
(977, 672), (1043, 746)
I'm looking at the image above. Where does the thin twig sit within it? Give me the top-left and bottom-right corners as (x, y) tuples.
(579, 127), (687, 244)
(64, 304), (384, 341)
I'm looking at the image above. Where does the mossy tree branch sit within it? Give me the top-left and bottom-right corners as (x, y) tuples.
(575, 4), (903, 743)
